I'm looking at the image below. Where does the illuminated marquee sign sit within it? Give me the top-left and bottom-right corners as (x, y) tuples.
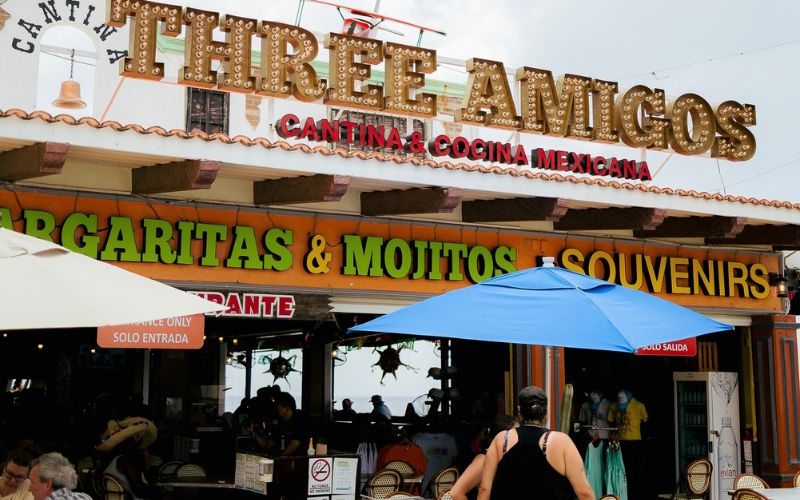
(104, 0), (757, 161)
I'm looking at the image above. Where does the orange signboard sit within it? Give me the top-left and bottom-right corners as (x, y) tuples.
(0, 187), (782, 313)
(97, 314), (205, 349)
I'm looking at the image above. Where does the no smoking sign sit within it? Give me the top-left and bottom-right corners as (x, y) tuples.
(308, 457), (333, 495)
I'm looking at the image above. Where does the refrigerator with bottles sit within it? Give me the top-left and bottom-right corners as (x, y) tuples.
(673, 371), (740, 500)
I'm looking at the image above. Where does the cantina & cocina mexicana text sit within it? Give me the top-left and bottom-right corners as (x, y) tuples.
(106, 0), (757, 162)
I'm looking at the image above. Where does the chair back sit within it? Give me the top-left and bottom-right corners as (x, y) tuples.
(176, 463), (207, 479)
(146, 454), (163, 470)
(437, 492), (454, 500)
(733, 473), (769, 490)
(386, 493), (414, 498)
(793, 470), (800, 487)
(598, 496), (620, 500)
(685, 458), (713, 495)
(431, 466), (459, 498)
(732, 489), (768, 500)
(384, 460), (415, 477)
(367, 469), (402, 499)
(157, 460), (184, 479)
(102, 474), (130, 500)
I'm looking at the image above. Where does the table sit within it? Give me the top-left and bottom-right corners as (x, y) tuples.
(728, 488), (800, 499)
(158, 477), (236, 489)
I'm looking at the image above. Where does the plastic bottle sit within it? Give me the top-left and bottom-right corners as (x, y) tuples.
(717, 417), (738, 494)
(307, 438), (316, 456)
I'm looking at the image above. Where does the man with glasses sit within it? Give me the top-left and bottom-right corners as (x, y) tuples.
(0, 443), (38, 500)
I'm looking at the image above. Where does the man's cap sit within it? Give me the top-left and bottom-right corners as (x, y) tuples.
(518, 386), (548, 407)
(370, 395), (382, 403)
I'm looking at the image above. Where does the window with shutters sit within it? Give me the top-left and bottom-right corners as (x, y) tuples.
(186, 88), (229, 134)
(330, 108), (426, 159)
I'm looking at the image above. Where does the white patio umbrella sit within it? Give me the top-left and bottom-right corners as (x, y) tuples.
(0, 227), (226, 330)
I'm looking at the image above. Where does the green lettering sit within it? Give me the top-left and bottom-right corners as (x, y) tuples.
(225, 225), (262, 269)
(99, 216), (141, 262)
(443, 243), (468, 281)
(23, 209), (55, 241)
(466, 245), (494, 283)
(411, 240), (429, 280)
(264, 228), (293, 271)
(141, 219), (175, 264)
(384, 238), (412, 279)
(176, 221), (196, 265)
(494, 246), (517, 275)
(61, 212), (99, 258)
(0, 208), (11, 229)
(342, 235), (383, 277)
(427, 241), (443, 280)
(194, 223), (227, 267)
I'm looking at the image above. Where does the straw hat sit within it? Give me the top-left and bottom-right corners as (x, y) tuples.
(96, 417), (157, 453)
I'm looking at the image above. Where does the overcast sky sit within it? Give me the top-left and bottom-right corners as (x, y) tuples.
(135, 0), (799, 203)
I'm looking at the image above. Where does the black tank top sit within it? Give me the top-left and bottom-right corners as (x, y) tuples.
(489, 426), (575, 500)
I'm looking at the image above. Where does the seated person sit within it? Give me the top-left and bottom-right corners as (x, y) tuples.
(333, 399), (358, 421)
(0, 440), (41, 500)
(29, 453), (91, 500)
(96, 417), (161, 500)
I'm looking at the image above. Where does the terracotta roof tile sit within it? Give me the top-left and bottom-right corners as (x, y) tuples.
(2, 107), (799, 211)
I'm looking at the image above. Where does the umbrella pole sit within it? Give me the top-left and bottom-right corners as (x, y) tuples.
(440, 339), (449, 416)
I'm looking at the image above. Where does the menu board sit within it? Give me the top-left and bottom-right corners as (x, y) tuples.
(235, 452), (268, 495)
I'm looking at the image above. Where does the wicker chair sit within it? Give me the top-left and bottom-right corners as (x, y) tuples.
(384, 460), (415, 477)
(102, 474), (130, 500)
(599, 496), (620, 500)
(386, 493), (414, 498)
(733, 473), (769, 490)
(146, 454), (163, 470)
(732, 489), (768, 500)
(366, 469), (402, 499)
(176, 463), (207, 479)
(658, 458), (712, 500)
(157, 460), (184, 480)
(437, 492), (454, 500)
(430, 466), (459, 499)
(793, 470), (800, 487)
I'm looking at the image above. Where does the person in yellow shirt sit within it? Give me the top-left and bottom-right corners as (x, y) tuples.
(608, 389), (648, 499)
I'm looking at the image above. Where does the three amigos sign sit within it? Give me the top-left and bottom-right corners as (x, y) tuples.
(97, 0), (757, 162)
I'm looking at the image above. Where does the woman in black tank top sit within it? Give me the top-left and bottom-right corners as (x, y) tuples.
(477, 386), (594, 500)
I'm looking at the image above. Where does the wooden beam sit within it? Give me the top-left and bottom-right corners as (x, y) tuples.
(361, 188), (463, 216)
(462, 197), (570, 223)
(132, 160), (219, 194)
(554, 207), (666, 231)
(0, 142), (68, 181)
(707, 225), (800, 248)
(253, 175), (350, 205)
(633, 216), (747, 239)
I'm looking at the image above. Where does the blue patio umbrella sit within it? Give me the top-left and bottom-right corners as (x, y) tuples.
(348, 259), (732, 353)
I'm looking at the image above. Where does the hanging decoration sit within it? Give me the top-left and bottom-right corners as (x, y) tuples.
(259, 351), (299, 384)
(372, 345), (415, 384)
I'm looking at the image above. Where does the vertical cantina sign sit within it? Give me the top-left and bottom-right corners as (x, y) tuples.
(97, 0), (756, 161)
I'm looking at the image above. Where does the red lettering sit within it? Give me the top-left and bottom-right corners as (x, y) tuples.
(450, 137), (470, 159)
(638, 161), (652, 181)
(557, 150), (569, 171)
(277, 114), (300, 138)
(570, 153), (586, 173)
(277, 296), (295, 318)
(623, 160), (637, 179)
(469, 139), (487, 160)
(300, 117), (319, 141)
(366, 125), (385, 149)
(319, 119), (337, 143)
(593, 156), (607, 175)
(261, 296), (277, 316)
(512, 145), (528, 166)
(385, 128), (403, 150)
(429, 135), (450, 156)
(340, 121), (357, 144)
(535, 148), (557, 169)
(243, 294), (260, 316)
(226, 294), (242, 315)
(608, 158), (623, 177)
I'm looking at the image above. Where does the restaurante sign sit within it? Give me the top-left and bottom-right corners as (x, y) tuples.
(105, 0), (757, 161)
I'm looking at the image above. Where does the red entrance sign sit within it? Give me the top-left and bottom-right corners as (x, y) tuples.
(636, 337), (697, 357)
(97, 314), (205, 350)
